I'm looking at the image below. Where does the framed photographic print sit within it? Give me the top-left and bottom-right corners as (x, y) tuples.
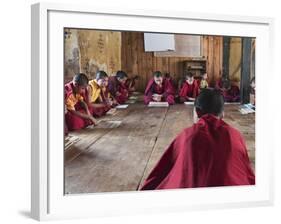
(31, 2), (274, 221)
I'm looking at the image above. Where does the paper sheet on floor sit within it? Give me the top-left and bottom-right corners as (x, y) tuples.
(184, 101), (194, 105)
(106, 108), (117, 115)
(116, 104), (129, 109)
(148, 102), (169, 107)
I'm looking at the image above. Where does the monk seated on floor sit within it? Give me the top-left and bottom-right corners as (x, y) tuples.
(108, 70), (130, 104)
(125, 75), (139, 94)
(216, 77), (240, 102)
(178, 71), (200, 103)
(144, 71), (175, 105)
(198, 71), (209, 90)
(87, 70), (113, 117)
(140, 88), (255, 190)
(65, 73), (97, 131)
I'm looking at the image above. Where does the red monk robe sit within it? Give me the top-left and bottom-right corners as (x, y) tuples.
(125, 75), (139, 94)
(215, 79), (240, 102)
(144, 78), (175, 105)
(65, 82), (95, 131)
(140, 114), (255, 190)
(179, 80), (199, 102)
(108, 76), (129, 104)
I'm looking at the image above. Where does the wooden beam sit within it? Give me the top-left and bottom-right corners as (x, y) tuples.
(222, 36), (231, 79)
(241, 37), (252, 104)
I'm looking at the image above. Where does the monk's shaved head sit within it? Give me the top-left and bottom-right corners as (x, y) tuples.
(96, 70), (108, 80)
(195, 88), (224, 117)
(73, 73), (89, 87)
(116, 70), (128, 79)
(153, 71), (162, 78)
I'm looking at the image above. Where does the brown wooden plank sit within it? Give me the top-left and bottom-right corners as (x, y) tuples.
(64, 103), (168, 194)
(64, 107), (133, 164)
(126, 32), (133, 74)
(138, 32), (147, 92)
(213, 36), (222, 82)
(146, 51), (154, 88)
(65, 136), (157, 193)
(131, 32), (139, 78)
(121, 32), (128, 72)
(208, 36), (214, 85)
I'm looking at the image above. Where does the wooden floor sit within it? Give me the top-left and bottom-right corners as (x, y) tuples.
(64, 101), (255, 194)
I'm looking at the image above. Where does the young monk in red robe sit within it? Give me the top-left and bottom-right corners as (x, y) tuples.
(65, 73), (97, 131)
(198, 71), (209, 89)
(140, 88), (255, 190)
(216, 77), (240, 102)
(179, 72), (199, 103)
(144, 71), (175, 105)
(87, 71), (112, 117)
(108, 70), (129, 104)
(125, 75), (139, 94)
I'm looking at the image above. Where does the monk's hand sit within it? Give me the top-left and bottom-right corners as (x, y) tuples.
(89, 116), (97, 126)
(152, 95), (158, 101)
(156, 95), (162, 102)
(116, 91), (121, 96)
(107, 100), (113, 106)
(114, 99), (120, 105)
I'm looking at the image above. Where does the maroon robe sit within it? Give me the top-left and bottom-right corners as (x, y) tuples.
(108, 76), (129, 104)
(215, 79), (240, 102)
(222, 85), (240, 102)
(64, 82), (94, 131)
(144, 78), (175, 105)
(140, 114), (255, 190)
(125, 77), (137, 94)
(179, 81), (199, 102)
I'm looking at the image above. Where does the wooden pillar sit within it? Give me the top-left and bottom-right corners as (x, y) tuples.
(222, 36), (231, 79)
(240, 37), (252, 104)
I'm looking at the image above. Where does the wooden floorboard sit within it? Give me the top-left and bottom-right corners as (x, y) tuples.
(64, 103), (168, 194)
(65, 103), (255, 194)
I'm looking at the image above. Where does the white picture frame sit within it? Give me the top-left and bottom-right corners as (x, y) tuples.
(31, 2), (274, 221)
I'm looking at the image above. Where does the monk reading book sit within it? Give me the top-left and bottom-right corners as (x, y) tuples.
(216, 77), (240, 102)
(65, 73), (97, 131)
(179, 72), (199, 103)
(108, 70), (129, 104)
(125, 75), (139, 94)
(140, 88), (255, 190)
(144, 71), (175, 105)
(87, 71), (112, 117)
(198, 71), (209, 89)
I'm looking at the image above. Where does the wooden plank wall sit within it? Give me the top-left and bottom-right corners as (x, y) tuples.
(202, 35), (223, 86)
(121, 32), (223, 92)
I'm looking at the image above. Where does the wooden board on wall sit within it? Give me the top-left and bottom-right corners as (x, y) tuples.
(154, 35), (201, 57)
